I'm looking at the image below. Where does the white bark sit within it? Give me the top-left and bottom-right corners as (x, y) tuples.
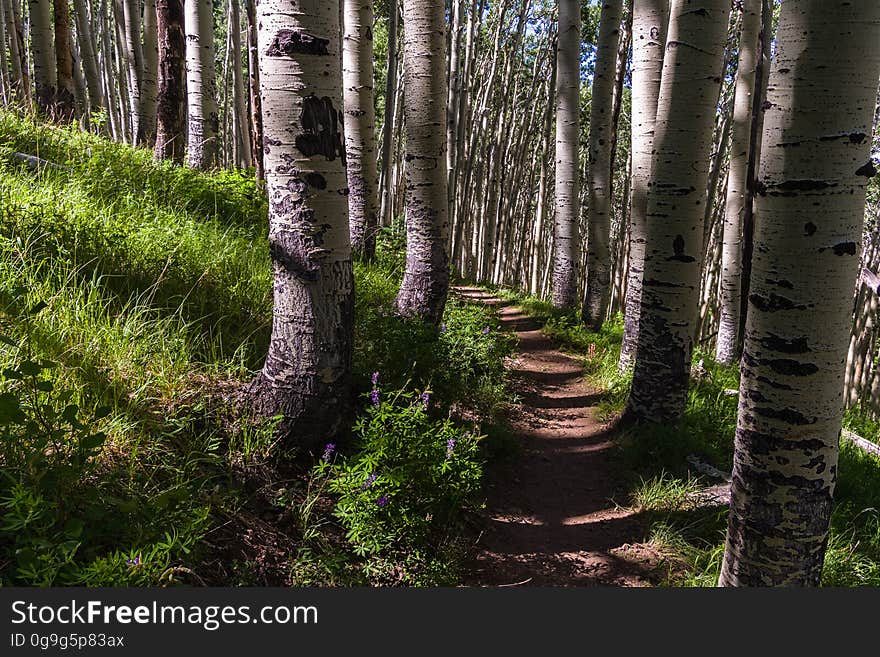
(626, 0), (732, 422)
(73, 0), (104, 114)
(141, 0), (159, 143)
(186, 0), (219, 169)
(28, 0), (56, 113)
(121, 0), (144, 140)
(552, 0), (581, 310)
(719, 0), (880, 587)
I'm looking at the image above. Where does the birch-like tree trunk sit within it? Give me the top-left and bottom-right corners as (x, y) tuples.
(343, 0), (379, 259)
(626, 0), (731, 423)
(3, 0), (24, 102)
(141, 0), (159, 144)
(248, 0), (354, 444)
(378, 0), (398, 226)
(245, 0), (264, 180)
(395, 0), (450, 324)
(0, 1), (9, 104)
(583, 0), (623, 330)
(552, 0), (581, 310)
(619, 0), (668, 372)
(186, 0), (219, 169)
(73, 0), (103, 116)
(230, 0), (251, 169)
(154, 0), (186, 162)
(719, 0), (880, 587)
(28, 0), (56, 114)
(121, 0), (144, 141)
(715, 0), (762, 365)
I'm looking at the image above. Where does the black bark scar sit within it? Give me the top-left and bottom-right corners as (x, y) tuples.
(266, 29), (329, 57)
(295, 95), (346, 163)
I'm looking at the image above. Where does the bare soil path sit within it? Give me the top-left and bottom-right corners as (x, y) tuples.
(456, 287), (662, 586)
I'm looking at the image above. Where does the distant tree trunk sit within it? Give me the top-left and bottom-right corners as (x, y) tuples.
(719, 0), (880, 587)
(395, 0), (450, 324)
(121, 0), (144, 141)
(230, 0), (251, 169)
(619, 0), (668, 372)
(244, 0), (263, 180)
(378, 0), (398, 227)
(140, 0), (159, 144)
(3, 0), (26, 103)
(552, 0), (581, 310)
(28, 0), (56, 114)
(186, 0), (219, 169)
(249, 0), (354, 445)
(73, 0), (103, 116)
(154, 0), (186, 162)
(583, 0), (624, 329)
(625, 0), (731, 423)
(53, 0), (76, 120)
(0, 2), (9, 104)
(343, 0), (379, 259)
(715, 0), (761, 366)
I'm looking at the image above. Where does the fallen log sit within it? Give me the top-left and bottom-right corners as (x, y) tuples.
(7, 151), (71, 173)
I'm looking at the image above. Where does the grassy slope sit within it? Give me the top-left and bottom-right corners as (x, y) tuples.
(493, 287), (880, 586)
(0, 113), (513, 586)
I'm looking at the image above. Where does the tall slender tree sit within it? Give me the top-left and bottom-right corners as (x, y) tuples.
(395, 0), (450, 324)
(715, 0), (762, 365)
(619, 0), (668, 372)
(719, 0), (880, 587)
(73, 0), (104, 116)
(552, 0), (581, 310)
(249, 0), (354, 443)
(625, 0), (731, 423)
(186, 0), (219, 169)
(244, 0), (264, 180)
(342, 0), (379, 259)
(154, 0), (186, 162)
(28, 0), (56, 114)
(141, 0), (159, 144)
(378, 0), (398, 227)
(583, 0), (624, 329)
(121, 0), (144, 140)
(53, 0), (76, 120)
(229, 0), (251, 169)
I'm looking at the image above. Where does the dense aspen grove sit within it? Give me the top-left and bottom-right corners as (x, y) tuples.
(0, 0), (879, 588)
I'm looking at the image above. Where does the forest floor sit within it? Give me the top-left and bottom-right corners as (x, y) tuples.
(456, 287), (666, 586)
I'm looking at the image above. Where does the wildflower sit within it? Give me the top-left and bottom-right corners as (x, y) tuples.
(371, 371), (380, 386)
(362, 473), (378, 490)
(126, 554), (142, 567)
(446, 437), (456, 459)
(440, 324), (447, 333)
(322, 443), (336, 462)
(370, 389), (380, 406)
(420, 391), (431, 409)
(377, 495), (389, 507)
(482, 327), (490, 335)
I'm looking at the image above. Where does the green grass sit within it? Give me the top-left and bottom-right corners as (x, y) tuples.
(0, 111), (514, 586)
(503, 286), (880, 587)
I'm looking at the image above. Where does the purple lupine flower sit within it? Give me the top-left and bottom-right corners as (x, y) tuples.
(446, 437), (456, 459)
(482, 327), (491, 335)
(376, 495), (389, 507)
(371, 371), (380, 386)
(322, 443), (336, 462)
(440, 324), (447, 333)
(126, 554), (142, 567)
(370, 389), (380, 406)
(362, 473), (378, 490)
(420, 391), (431, 409)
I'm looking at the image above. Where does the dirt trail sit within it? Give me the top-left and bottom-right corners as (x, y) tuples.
(456, 287), (661, 586)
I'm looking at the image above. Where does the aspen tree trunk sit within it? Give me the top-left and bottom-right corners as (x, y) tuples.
(140, 0), (158, 144)
(249, 0), (354, 445)
(584, 0), (624, 329)
(378, 0), (398, 227)
(245, 0), (264, 180)
(186, 0), (219, 169)
(73, 0), (103, 116)
(28, 0), (56, 114)
(619, 0), (668, 372)
(715, 0), (761, 365)
(100, 0), (122, 140)
(3, 0), (24, 102)
(395, 0), (450, 324)
(719, 0), (880, 587)
(53, 0), (76, 120)
(343, 0), (379, 259)
(154, 0), (186, 162)
(552, 0), (581, 310)
(230, 0), (251, 169)
(121, 0), (144, 140)
(113, 0), (133, 142)
(0, 2), (8, 104)
(626, 0), (731, 423)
